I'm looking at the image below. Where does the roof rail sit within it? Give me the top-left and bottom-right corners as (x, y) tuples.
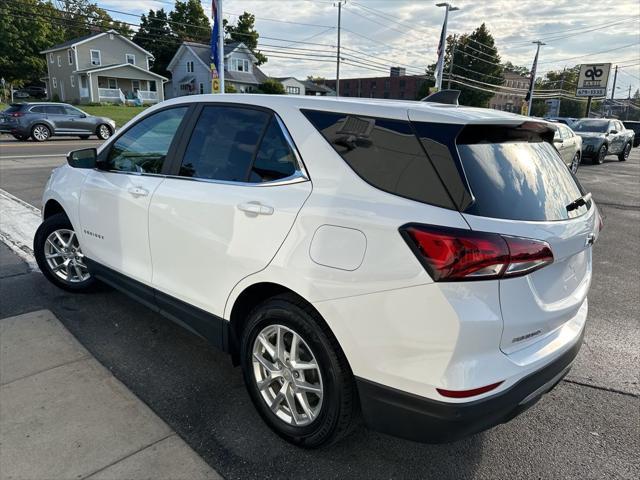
(421, 89), (460, 105)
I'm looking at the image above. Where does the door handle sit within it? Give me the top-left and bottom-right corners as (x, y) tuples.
(238, 201), (274, 216)
(128, 186), (149, 198)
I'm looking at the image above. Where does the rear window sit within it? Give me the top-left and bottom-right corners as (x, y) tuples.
(457, 126), (589, 221)
(4, 104), (25, 113)
(302, 109), (455, 209)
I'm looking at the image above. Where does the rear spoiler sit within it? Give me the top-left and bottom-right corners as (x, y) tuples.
(420, 90), (460, 105)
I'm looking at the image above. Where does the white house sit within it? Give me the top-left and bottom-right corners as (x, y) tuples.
(165, 41), (269, 98)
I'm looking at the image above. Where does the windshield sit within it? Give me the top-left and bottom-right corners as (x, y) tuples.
(573, 120), (609, 133)
(458, 141), (589, 221)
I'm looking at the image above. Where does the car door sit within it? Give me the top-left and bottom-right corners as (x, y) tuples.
(63, 105), (93, 134)
(148, 103), (312, 319)
(553, 126), (570, 165)
(607, 121), (623, 153)
(44, 105), (72, 132)
(78, 105), (191, 286)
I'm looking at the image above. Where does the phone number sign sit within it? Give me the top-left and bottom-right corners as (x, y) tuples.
(576, 63), (611, 97)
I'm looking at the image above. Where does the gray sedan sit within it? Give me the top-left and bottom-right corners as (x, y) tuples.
(552, 123), (582, 174)
(0, 103), (115, 142)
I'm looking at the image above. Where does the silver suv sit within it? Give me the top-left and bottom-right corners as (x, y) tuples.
(0, 103), (115, 142)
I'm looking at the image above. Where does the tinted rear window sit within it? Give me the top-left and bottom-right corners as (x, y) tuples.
(4, 104), (25, 113)
(458, 140), (588, 221)
(302, 109), (455, 209)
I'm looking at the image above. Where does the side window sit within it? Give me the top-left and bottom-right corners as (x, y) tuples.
(64, 106), (82, 116)
(105, 107), (188, 174)
(31, 106), (46, 113)
(45, 105), (66, 115)
(179, 106), (270, 182)
(302, 110), (455, 209)
(249, 117), (297, 183)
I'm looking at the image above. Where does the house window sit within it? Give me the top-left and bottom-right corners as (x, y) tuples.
(90, 50), (101, 66)
(199, 82), (204, 94)
(149, 81), (157, 92)
(70, 75), (75, 87)
(107, 78), (117, 89)
(286, 86), (300, 95)
(49, 53), (54, 63)
(68, 50), (73, 65)
(52, 77), (57, 88)
(132, 80), (140, 92)
(187, 61), (194, 73)
(231, 58), (250, 72)
(57, 55), (61, 67)
(109, 33), (114, 40)
(126, 54), (135, 65)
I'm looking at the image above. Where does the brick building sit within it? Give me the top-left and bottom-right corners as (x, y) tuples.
(489, 70), (529, 113)
(321, 68), (429, 100)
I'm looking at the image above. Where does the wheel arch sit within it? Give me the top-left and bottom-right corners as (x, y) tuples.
(30, 119), (56, 135)
(43, 199), (68, 220)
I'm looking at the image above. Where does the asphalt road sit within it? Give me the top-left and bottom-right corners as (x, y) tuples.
(1, 135), (638, 479)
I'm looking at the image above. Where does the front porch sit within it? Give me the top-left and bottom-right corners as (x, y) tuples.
(96, 77), (160, 105)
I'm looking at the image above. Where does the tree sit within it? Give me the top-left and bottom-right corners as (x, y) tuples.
(225, 12), (267, 65)
(443, 24), (504, 107)
(0, 0), (65, 83)
(258, 79), (285, 94)
(134, 9), (177, 76)
(535, 66), (584, 117)
(504, 62), (530, 76)
(169, 0), (211, 44)
(58, 0), (132, 40)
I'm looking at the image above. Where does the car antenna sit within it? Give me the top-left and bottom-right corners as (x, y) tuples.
(421, 89), (461, 105)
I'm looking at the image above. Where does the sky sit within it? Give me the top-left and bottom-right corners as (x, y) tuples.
(98, 0), (640, 98)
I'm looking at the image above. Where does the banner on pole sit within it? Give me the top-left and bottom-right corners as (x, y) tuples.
(210, 0), (221, 93)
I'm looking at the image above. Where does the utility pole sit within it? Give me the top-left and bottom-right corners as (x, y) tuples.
(447, 35), (457, 89)
(335, 1), (343, 97)
(435, 3), (459, 91)
(557, 66), (566, 116)
(610, 65), (618, 100)
(627, 85), (632, 120)
(526, 40), (545, 116)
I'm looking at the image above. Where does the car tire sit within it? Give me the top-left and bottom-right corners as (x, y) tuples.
(240, 294), (358, 448)
(97, 124), (112, 140)
(12, 134), (28, 141)
(618, 142), (631, 162)
(570, 152), (581, 174)
(31, 124), (51, 142)
(593, 144), (607, 165)
(34, 213), (96, 292)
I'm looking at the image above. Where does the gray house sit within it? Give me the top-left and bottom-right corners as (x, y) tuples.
(41, 29), (168, 104)
(165, 41), (268, 98)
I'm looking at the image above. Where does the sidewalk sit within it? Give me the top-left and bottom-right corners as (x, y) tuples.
(0, 309), (221, 480)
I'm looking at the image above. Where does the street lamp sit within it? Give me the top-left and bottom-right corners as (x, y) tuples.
(434, 3), (460, 91)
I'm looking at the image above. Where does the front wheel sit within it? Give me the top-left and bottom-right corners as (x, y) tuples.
(97, 124), (112, 140)
(593, 144), (607, 164)
(618, 142), (631, 161)
(240, 294), (358, 448)
(570, 152), (581, 174)
(34, 213), (95, 292)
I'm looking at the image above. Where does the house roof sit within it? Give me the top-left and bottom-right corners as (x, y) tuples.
(168, 41), (268, 85)
(302, 81), (335, 94)
(74, 63), (168, 81)
(41, 29), (154, 58)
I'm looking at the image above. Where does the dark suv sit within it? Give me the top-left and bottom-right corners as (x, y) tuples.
(0, 103), (115, 142)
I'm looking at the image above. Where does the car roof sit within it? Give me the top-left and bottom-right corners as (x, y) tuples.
(153, 93), (533, 126)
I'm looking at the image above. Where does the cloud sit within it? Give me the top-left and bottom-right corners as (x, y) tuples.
(99, 0), (639, 94)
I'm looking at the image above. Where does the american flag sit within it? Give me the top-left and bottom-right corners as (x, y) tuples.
(434, 22), (447, 88)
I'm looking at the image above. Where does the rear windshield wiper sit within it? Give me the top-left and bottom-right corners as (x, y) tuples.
(566, 192), (592, 212)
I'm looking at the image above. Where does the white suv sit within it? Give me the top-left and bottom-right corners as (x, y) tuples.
(34, 94), (600, 447)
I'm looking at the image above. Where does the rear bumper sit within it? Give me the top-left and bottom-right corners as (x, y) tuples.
(356, 328), (583, 443)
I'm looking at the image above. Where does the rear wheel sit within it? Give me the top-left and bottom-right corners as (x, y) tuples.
(593, 144), (607, 164)
(34, 213), (95, 292)
(97, 124), (112, 140)
(240, 294), (358, 448)
(618, 142), (631, 161)
(31, 124), (51, 142)
(570, 152), (581, 174)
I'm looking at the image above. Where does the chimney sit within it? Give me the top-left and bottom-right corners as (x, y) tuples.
(390, 67), (406, 77)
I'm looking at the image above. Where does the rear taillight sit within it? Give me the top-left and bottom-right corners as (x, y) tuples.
(10, 112), (25, 117)
(400, 224), (553, 281)
(437, 381), (503, 399)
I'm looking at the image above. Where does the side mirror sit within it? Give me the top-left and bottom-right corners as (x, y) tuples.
(79, 114), (87, 118)
(610, 130), (618, 135)
(67, 148), (97, 169)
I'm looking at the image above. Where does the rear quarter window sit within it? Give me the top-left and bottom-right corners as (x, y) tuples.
(301, 109), (455, 209)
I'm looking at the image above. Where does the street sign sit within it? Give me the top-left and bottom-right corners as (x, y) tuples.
(576, 63), (611, 97)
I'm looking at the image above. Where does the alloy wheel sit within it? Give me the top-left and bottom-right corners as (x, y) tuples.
(252, 324), (323, 427)
(98, 124), (111, 139)
(624, 144), (631, 159)
(44, 229), (90, 283)
(32, 125), (50, 141)
(570, 153), (580, 174)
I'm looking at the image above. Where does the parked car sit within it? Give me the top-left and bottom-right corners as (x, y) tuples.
(573, 118), (634, 164)
(34, 95), (599, 447)
(13, 90), (30, 99)
(545, 116), (578, 128)
(24, 86), (47, 99)
(552, 123), (583, 173)
(0, 103), (115, 141)
(623, 120), (640, 147)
